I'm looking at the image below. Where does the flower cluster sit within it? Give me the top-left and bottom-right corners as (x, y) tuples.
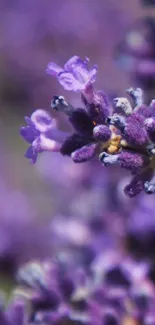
(20, 55), (155, 197)
(8, 251), (155, 325)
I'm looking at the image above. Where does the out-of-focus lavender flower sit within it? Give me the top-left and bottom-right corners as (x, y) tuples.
(49, 211), (122, 270)
(20, 55), (155, 197)
(12, 251), (155, 325)
(117, 17), (155, 103)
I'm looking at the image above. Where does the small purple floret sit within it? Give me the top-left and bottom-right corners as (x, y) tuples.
(46, 55), (97, 92)
(20, 109), (62, 163)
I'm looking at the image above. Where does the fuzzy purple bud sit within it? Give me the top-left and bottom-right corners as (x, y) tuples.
(124, 112), (148, 147)
(93, 125), (111, 142)
(71, 143), (97, 163)
(118, 151), (148, 172)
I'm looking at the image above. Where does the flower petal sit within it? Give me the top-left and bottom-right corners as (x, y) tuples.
(88, 65), (98, 83)
(64, 56), (96, 87)
(31, 109), (54, 133)
(39, 134), (61, 152)
(20, 126), (39, 144)
(46, 62), (63, 76)
(58, 71), (85, 91)
(64, 56), (87, 71)
(25, 146), (38, 164)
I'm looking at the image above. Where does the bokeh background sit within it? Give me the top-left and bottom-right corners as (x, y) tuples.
(1, 0), (155, 295)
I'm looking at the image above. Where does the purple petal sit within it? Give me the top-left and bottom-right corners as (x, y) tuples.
(20, 126), (39, 144)
(58, 71), (85, 91)
(65, 56), (96, 85)
(88, 65), (98, 83)
(46, 62), (63, 76)
(38, 135), (61, 152)
(24, 116), (34, 126)
(31, 109), (55, 133)
(25, 146), (38, 164)
(64, 56), (88, 71)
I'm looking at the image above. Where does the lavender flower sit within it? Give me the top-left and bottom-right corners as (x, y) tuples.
(20, 55), (155, 197)
(20, 109), (65, 163)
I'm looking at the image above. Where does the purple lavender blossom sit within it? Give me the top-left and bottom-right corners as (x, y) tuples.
(20, 109), (65, 163)
(46, 56), (97, 94)
(20, 55), (155, 197)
